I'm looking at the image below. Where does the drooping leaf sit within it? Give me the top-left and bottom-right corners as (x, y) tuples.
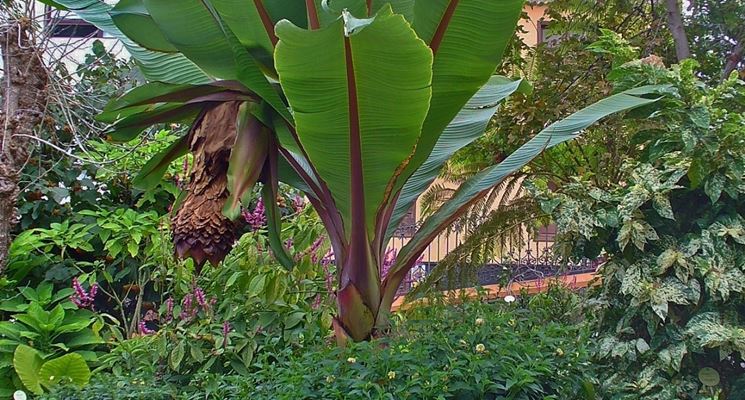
(102, 103), (202, 142)
(140, 0), (291, 121)
(102, 81), (252, 115)
(133, 135), (190, 190)
(261, 175), (295, 270)
(385, 86), (667, 300)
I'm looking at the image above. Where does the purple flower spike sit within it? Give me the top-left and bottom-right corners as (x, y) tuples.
(164, 298), (174, 322)
(222, 321), (231, 349)
(139, 320), (155, 335)
(70, 277), (97, 310)
(244, 199), (267, 231)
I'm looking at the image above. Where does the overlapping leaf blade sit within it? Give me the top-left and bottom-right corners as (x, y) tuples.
(274, 8), (433, 238)
(52, 0), (210, 84)
(386, 85), (668, 297)
(385, 76), (528, 242)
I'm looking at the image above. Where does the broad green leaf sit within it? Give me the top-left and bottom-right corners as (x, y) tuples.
(38, 353), (91, 389)
(102, 81), (251, 116)
(51, 0), (210, 84)
(13, 345), (44, 395)
(396, 0), (525, 195)
(133, 135), (189, 190)
(141, 0), (291, 121)
(169, 342), (185, 372)
(110, 0), (177, 52)
(385, 76), (528, 242)
(275, 7), (433, 238)
(387, 86), (667, 297)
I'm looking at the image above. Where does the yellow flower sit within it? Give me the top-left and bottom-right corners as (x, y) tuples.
(347, 357), (357, 364)
(475, 343), (486, 353)
(475, 318), (485, 326)
(326, 375), (336, 383)
(387, 371), (396, 380)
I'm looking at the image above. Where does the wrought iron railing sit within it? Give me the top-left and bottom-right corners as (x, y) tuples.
(389, 221), (600, 296)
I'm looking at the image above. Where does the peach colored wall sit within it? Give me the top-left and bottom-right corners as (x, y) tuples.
(519, 5), (549, 47)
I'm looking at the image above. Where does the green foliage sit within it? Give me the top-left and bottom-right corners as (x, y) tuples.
(532, 58), (745, 399)
(0, 282), (103, 395)
(41, 288), (594, 400)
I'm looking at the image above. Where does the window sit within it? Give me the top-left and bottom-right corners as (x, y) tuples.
(537, 20), (560, 46)
(535, 224), (557, 242)
(46, 8), (102, 38)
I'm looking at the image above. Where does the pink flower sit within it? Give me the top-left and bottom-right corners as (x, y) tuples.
(194, 286), (207, 309)
(222, 321), (231, 348)
(138, 320), (155, 335)
(311, 293), (322, 310)
(292, 195), (305, 214)
(243, 198), (267, 231)
(180, 294), (196, 321)
(70, 277), (97, 310)
(164, 297), (174, 322)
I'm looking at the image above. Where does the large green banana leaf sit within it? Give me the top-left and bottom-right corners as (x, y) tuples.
(137, 0), (290, 121)
(393, 0), (525, 196)
(274, 7), (433, 240)
(50, 0), (210, 84)
(382, 85), (669, 305)
(384, 76), (529, 244)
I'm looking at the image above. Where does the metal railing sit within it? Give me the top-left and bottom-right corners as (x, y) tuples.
(389, 222), (600, 296)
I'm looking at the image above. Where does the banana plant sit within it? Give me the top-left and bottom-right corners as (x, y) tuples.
(55, 0), (664, 342)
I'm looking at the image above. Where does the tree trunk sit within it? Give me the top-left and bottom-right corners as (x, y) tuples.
(0, 18), (48, 274)
(664, 0), (691, 61)
(722, 40), (744, 82)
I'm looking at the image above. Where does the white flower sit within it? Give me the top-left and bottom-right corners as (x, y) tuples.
(347, 357), (356, 364)
(475, 343), (486, 353)
(13, 390), (27, 400)
(475, 318), (485, 326)
(504, 295), (516, 303)
(387, 371), (396, 380)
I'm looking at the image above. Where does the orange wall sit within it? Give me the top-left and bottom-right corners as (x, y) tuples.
(518, 4), (548, 47)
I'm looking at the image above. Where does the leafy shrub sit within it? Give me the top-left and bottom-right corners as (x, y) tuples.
(44, 287), (594, 400)
(0, 282), (105, 395)
(533, 57), (745, 399)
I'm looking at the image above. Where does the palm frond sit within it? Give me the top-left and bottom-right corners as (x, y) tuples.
(407, 196), (547, 299)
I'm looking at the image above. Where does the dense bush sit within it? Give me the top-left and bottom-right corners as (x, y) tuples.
(533, 56), (745, 398)
(41, 287), (595, 400)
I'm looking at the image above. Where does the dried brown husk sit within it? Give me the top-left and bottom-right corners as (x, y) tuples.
(172, 101), (241, 270)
